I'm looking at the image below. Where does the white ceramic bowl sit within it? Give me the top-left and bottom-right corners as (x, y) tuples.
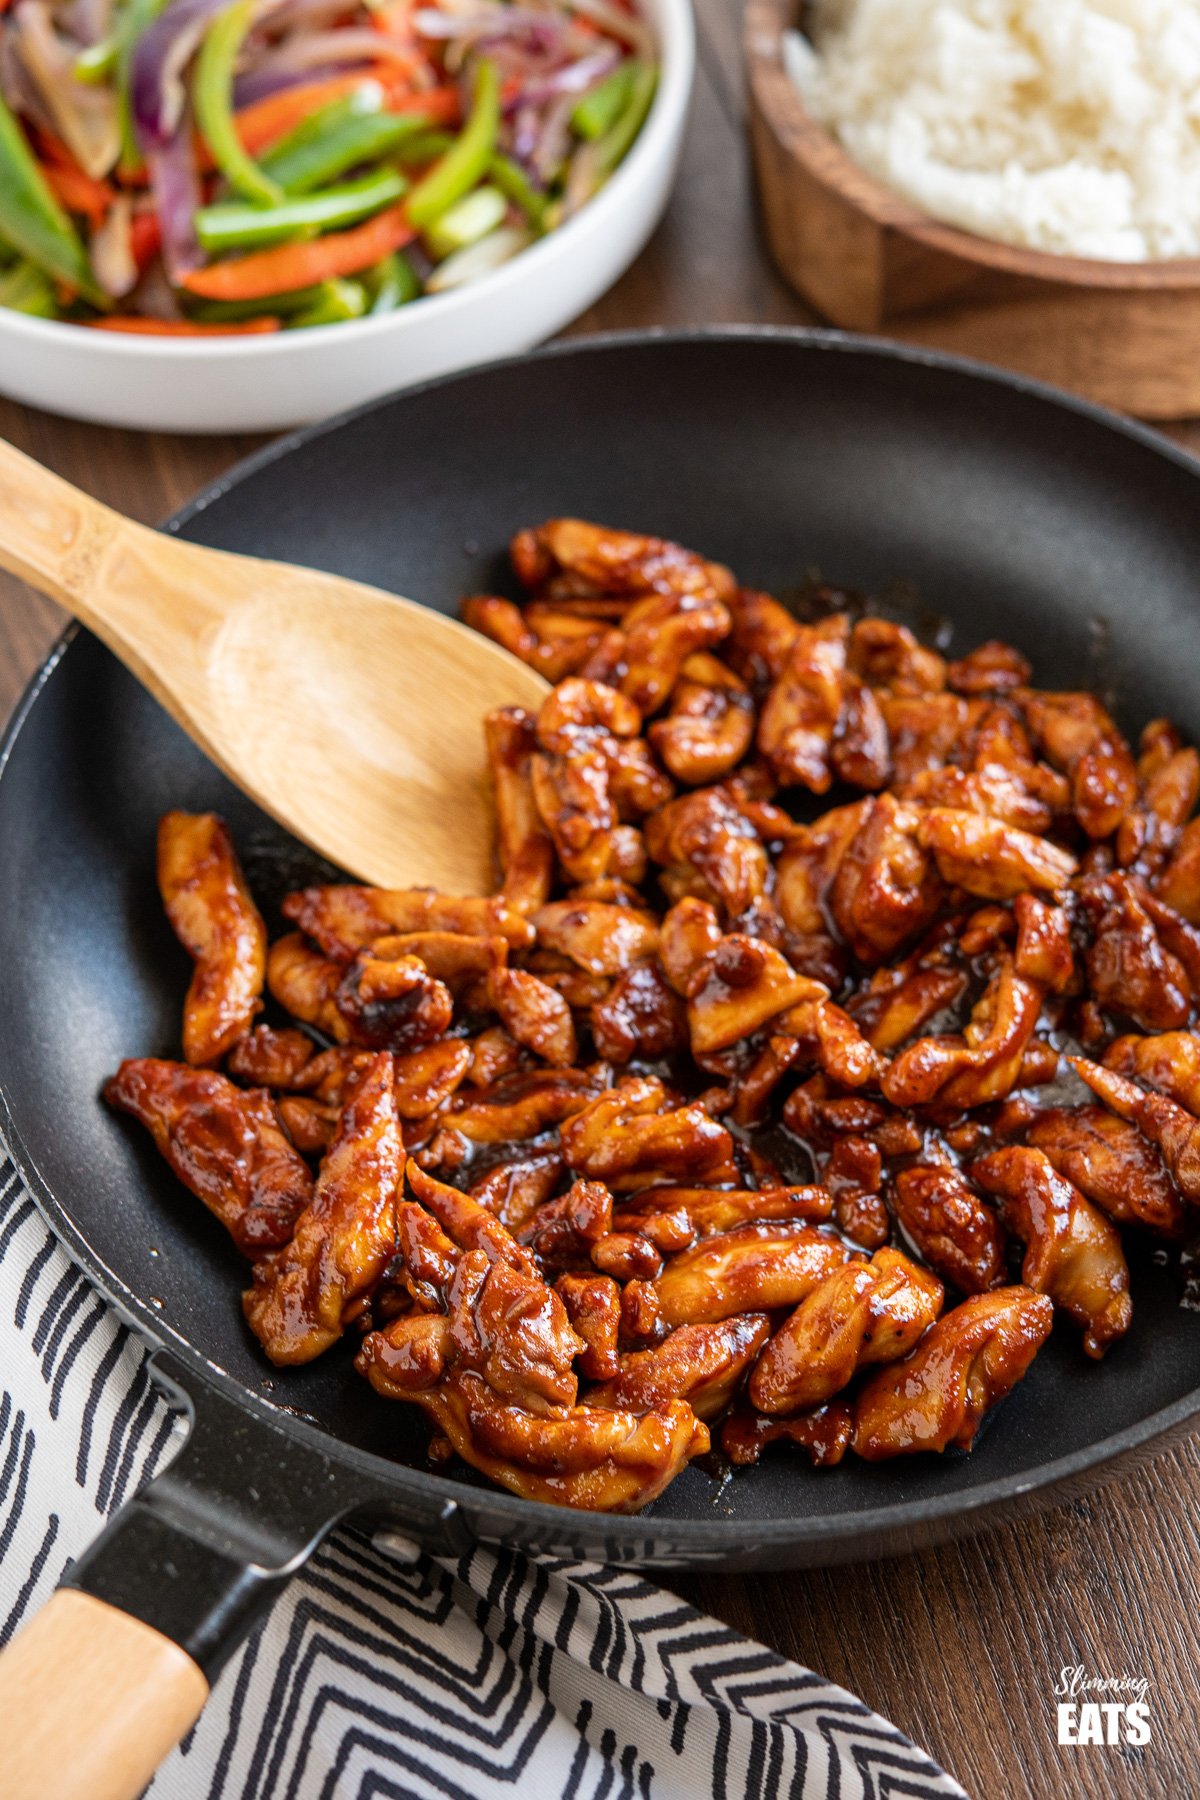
(0, 0), (693, 433)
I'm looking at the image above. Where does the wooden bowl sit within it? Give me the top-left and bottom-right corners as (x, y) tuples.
(746, 0), (1200, 417)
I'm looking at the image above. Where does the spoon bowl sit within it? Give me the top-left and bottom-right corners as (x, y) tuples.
(0, 439), (549, 892)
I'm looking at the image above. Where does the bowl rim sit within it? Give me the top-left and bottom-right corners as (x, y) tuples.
(0, 0), (693, 360)
(746, 0), (1200, 289)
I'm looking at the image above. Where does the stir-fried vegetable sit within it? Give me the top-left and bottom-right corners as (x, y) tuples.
(0, 0), (658, 333)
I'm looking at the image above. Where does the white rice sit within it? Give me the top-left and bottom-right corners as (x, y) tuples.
(785, 0), (1200, 261)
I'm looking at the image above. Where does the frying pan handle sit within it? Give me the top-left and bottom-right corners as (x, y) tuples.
(0, 1352), (469, 1800)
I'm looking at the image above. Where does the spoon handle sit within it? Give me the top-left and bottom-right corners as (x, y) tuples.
(0, 437), (137, 619)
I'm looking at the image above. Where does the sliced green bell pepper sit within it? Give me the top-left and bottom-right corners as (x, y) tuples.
(194, 0), (284, 205)
(406, 57), (499, 231)
(194, 167), (407, 254)
(0, 95), (104, 304)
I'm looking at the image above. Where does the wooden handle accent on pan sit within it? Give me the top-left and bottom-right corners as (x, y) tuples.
(0, 1589), (209, 1800)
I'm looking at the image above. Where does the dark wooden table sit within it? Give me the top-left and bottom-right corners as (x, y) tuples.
(1, 7), (1197, 1796)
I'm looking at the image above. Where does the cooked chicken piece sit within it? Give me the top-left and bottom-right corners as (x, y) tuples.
(892, 1165), (1007, 1295)
(556, 1273), (622, 1379)
(469, 1149), (562, 1234)
(721, 587), (801, 691)
(830, 795), (944, 966)
(448, 1067), (606, 1144)
(244, 1052), (401, 1364)
(276, 1095), (339, 1154)
(646, 788), (770, 923)
(1117, 737), (1199, 876)
(531, 741), (638, 886)
(334, 949), (456, 1052)
(466, 1025), (525, 1089)
(832, 673), (891, 790)
(266, 933), (350, 1041)
(587, 1315), (770, 1420)
(779, 996), (884, 1088)
(750, 1248), (943, 1415)
(512, 518), (735, 604)
(658, 897), (724, 995)
(519, 1178), (612, 1269)
(649, 654), (756, 785)
(756, 614), (849, 792)
(486, 966), (577, 1067)
(105, 1057), (313, 1256)
(971, 1146), (1132, 1358)
(1020, 690), (1138, 839)
(968, 702), (1071, 814)
(849, 618), (946, 696)
(879, 694), (969, 787)
(721, 1402), (852, 1467)
(883, 957), (1042, 1109)
(617, 590), (732, 716)
(591, 1231), (663, 1280)
(1079, 874), (1194, 1033)
(614, 1186), (832, 1252)
(686, 935), (827, 1055)
(1027, 1106), (1186, 1239)
(281, 884), (533, 960)
(774, 800), (871, 941)
(946, 641), (1031, 696)
(532, 899), (660, 974)
(1155, 816), (1200, 924)
(1069, 1055), (1200, 1205)
(852, 1287), (1053, 1457)
(1012, 893), (1075, 992)
(900, 764), (1051, 835)
(462, 595), (603, 683)
(398, 1375), (709, 1512)
(561, 1077), (737, 1191)
(654, 1224), (848, 1326)
(226, 1025), (316, 1089)
(385, 1040), (471, 1119)
(848, 966), (968, 1053)
(825, 1135), (890, 1249)
(1104, 1030), (1200, 1112)
(915, 809), (1076, 900)
(591, 960), (688, 1062)
(484, 707), (555, 915)
(157, 811), (266, 1065)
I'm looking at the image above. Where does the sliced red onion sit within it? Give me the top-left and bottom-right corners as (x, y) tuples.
(13, 0), (119, 174)
(413, 5), (567, 46)
(515, 40), (618, 104)
(64, 0), (116, 50)
(245, 25), (407, 76)
(231, 59), (346, 105)
(91, 194), (139, 297)
(147, 120), (202, 280)
(130, 0), (272, 150)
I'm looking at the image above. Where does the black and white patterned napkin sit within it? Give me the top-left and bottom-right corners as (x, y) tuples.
(0, 1155), (969, 1799)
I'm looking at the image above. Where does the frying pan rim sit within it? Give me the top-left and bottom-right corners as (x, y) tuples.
(3, 325), (1200, 1557)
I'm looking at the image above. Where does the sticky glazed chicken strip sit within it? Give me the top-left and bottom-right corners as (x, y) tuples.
(244, 1051), (402, 1364)
(108, 515), (1200, 1510)
(158, 811), (266, 1065)
(853, 1288), (1054, 1458)
(105, 1058), (313, 1256)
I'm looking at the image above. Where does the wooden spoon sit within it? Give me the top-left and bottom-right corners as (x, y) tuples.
(0, 439), (550, 893)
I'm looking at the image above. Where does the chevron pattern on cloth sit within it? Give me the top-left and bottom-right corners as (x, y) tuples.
(0, 1154), (970, 1800)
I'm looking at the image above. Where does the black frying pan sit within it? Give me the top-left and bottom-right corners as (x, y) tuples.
(2, 332), (1200, 1771)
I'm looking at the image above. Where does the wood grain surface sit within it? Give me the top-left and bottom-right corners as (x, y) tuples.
(1, 6), (1197, 1796)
